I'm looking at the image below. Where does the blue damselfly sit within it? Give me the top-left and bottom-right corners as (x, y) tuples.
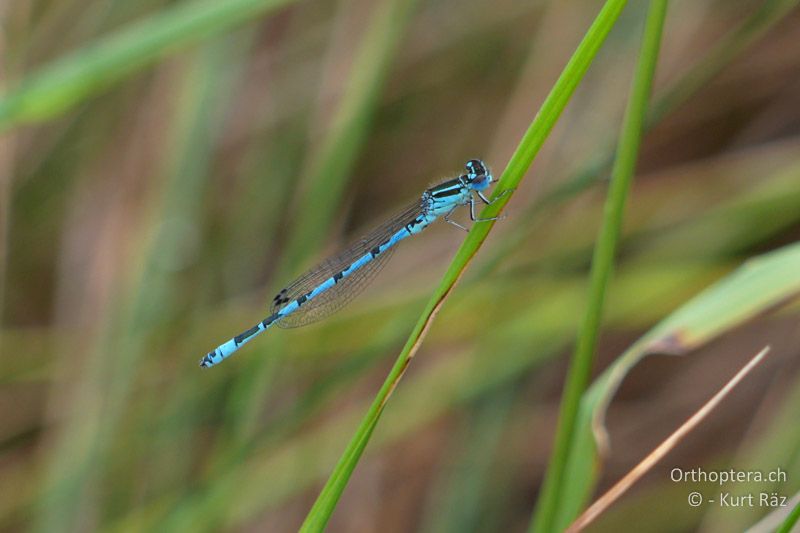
(200, 159), (503, 368)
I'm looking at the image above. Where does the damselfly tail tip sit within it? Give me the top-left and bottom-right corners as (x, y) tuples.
(199, 352), (217, 368)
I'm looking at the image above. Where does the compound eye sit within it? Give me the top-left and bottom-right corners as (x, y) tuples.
(466, 159), (487, 178)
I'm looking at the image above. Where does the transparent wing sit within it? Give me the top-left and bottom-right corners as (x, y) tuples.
(271, 199), (426, 328)
(274, 246), (395, 328)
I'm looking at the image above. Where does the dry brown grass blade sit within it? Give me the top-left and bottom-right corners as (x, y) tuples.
(565, 346), (771, 532)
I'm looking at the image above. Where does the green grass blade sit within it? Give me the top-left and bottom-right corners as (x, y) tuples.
(562, 241), (800, 533)
(775, 495), (800, 533)
(298, 1), (629, 530)
(0, 0), (295, 132)
(476, 0), (800, 280)
(530, 2), (667, 531)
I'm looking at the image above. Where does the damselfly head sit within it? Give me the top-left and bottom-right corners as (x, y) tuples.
(464, 159), (492, 190)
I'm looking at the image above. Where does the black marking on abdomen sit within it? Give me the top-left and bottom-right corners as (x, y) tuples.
(262, 315), (276, 327)
(407, 216), (424, 231)
(371, 240), (389, 257)
(297, 294), (308, 305)
(333, 272), (343, 283)
(235, 325), (260, 344)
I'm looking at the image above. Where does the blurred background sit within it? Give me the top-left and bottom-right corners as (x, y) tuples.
(1, 0), (800, 531)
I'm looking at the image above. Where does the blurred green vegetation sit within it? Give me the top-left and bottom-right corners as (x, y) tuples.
(1, 0), (800, 532)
